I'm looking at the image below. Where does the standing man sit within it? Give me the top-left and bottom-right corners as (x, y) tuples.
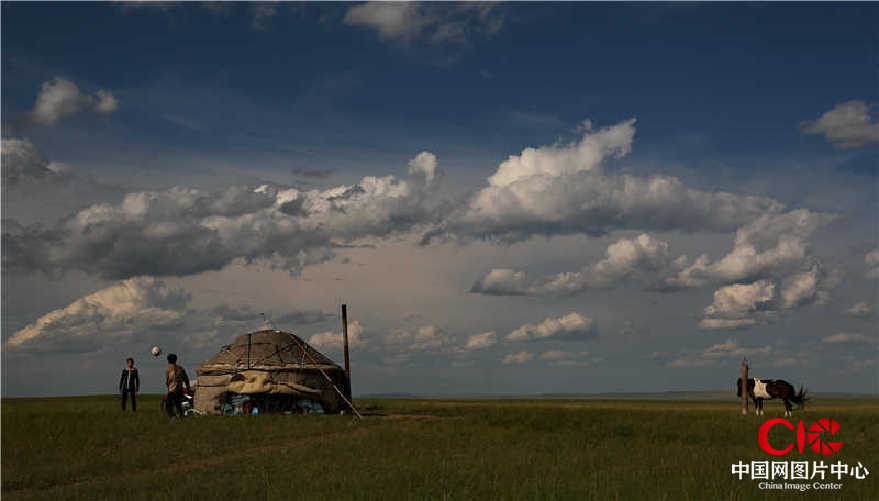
(165, 353), (190, 418)
(119, 357), (140, 412)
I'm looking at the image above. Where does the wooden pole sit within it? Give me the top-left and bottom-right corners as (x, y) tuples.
(342, 304), (352, 401)
(247, 333), (252, 369)
(741, 360), (749, 415)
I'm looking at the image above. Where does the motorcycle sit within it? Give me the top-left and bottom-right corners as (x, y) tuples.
(159, 386), (195, 416)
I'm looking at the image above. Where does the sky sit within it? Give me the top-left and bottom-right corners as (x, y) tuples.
(2, 2), (877, 397)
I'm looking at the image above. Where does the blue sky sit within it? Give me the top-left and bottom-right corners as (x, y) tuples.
(5, 3), (875, 177)
(2, 2), (877, 397)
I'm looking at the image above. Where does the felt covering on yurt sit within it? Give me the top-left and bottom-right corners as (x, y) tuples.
(195, 329), (347, 414)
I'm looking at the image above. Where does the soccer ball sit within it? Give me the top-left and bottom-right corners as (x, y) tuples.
(151, 346), (162, 357)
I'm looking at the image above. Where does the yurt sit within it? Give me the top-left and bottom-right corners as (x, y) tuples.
(195, 329), (349, 415)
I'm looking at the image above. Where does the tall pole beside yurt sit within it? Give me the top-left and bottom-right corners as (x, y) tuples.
(342, 304), (352, 402)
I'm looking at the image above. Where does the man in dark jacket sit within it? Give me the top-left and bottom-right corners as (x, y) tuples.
(119, 357), (140, 411)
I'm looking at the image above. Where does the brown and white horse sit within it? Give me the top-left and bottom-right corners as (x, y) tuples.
(736, 377), (807, 416)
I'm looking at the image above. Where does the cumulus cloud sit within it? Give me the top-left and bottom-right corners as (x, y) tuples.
(822, 332), (874, 344)
(867, 249), (879, 279)
(407, 151), (438, 184)
(472, 208), (834, 298)
(844, 302), (873, 317)
(470, 268), (529, 295)
(506, 312), (595, 342)
(1, 138), (69, 186)
(670, 210), (836, 289)
(6, 277), (189, 353)
(779, 268), (821, 309)
(343, 2), (503, 45)
(472, 234), (678, 295)
(463, 331), (497, 350)
(309, 320), (367, 349)
(667, 338), (773, 368)
(93, 89), (119, 113)
(29, 77), (118, 125)
(5, 278), (335, 354)
(698, 265), (839, 330)
(800, 100), (879, 148)
(311, 321), (456, 356)
(699, 280), (776, 330)
(4, 152), (441, 279)
(459, 121), (838, 331)
(431, 119), (786, 244)
(0, 138), (166, 227)
(384, 324), (450, 352)
(501, 351), (534, 365)
(465, 196), (837, 331)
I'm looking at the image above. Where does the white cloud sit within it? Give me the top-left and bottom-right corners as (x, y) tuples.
(358, 324), (451, 355)
(671, 210), (835, 288)
(94, 89), (119, 113)
(309, 320), (367, 349)
(699, 280), (775, 330)
(407, 151), (438, 184)
(344, 3), (424, 41)
(698, 264), (839, 331)
(309, 321), (454, 355)
(668, 338), (772, 368)
(464, 331), (497, 350)
(703, 280), (775, 317)
(822, 332), (874, 345)
(470, 268), (529, 295)
(526, 233), (676, 294)
(6, 277), (337, 355)
(506, 312), (595, 342)
(469, 212), (836, 331)
(343, 2), (503, 45)
(488, 118), (635, 187)
(779, 267), (820, 309)
(5, 151), (441, 279)
(501, 351), (534, 365)
(472, 209), (835, 297)
(434, 119), (787, 244)
(800, 100), (879, 148)
(7, 277), (189, 353)
(844, 302), (873, 317)
(30, 77), (119, 125)
(2, 138), (64, 186)
(410, 325), (446, 351)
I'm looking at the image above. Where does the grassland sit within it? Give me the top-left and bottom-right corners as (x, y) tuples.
(2, 395), (877, 500)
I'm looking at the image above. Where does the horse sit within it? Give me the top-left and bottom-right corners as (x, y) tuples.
(736, 377), (807, 416)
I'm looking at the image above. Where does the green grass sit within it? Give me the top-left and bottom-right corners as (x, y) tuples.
(2, 395), (877, 500)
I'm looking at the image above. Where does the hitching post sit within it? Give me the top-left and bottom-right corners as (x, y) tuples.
(741, 359), (749, 415)
(342, 304), (352, 402)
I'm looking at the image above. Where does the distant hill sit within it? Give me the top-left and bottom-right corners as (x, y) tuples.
(359, 392), (420, 399)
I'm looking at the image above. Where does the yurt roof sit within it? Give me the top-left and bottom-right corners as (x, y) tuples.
(197, 330), (340, 372)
